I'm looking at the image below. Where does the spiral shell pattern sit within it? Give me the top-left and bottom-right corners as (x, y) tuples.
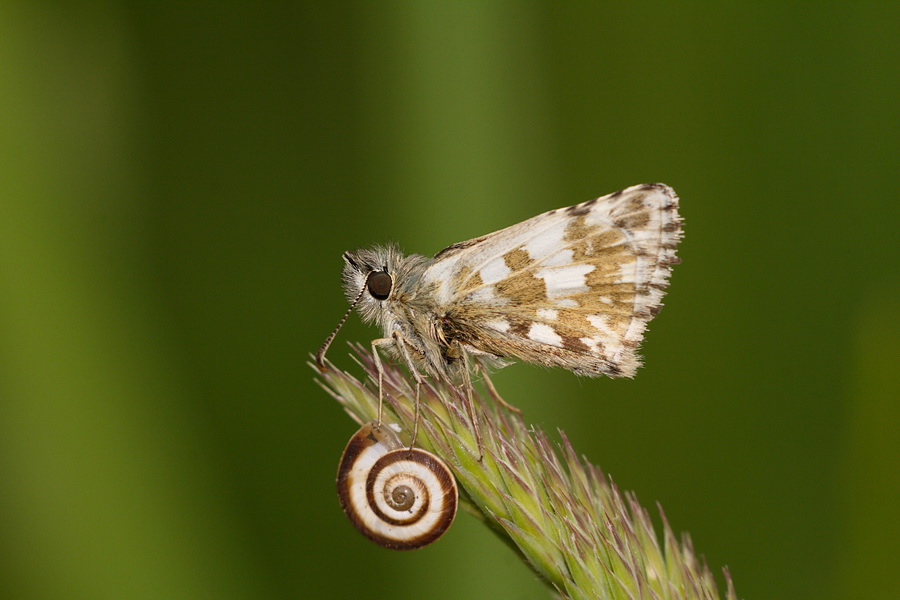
(336, 422), (458, 550)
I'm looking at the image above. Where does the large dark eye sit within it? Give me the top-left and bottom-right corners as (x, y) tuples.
(366, 271), (392, 300)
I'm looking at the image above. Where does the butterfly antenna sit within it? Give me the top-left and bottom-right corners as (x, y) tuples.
(315, 285), (367, 369)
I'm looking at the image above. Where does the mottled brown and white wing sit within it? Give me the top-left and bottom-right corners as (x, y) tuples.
(421, 183), (682, 377)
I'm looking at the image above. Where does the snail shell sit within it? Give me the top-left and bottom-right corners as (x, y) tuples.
(336, 422), (458, 550)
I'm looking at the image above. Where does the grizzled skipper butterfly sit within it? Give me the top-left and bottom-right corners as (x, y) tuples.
(317, 183), (682, 449)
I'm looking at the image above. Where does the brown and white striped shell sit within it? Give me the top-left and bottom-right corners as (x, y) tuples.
(336, 422), (458, 550)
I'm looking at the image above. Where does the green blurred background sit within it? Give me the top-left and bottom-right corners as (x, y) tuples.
(1, 2), (897, 599)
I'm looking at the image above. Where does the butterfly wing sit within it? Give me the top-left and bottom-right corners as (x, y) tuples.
(421, 183), (682, 377)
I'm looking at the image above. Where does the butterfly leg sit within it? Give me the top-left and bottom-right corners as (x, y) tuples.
(389, 331), (426, 450)
(457, 344), (485, 460)
(475, 362), (522, 414)
(369, 338), (393, 426)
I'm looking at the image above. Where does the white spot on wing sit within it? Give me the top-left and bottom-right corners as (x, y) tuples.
(485, 319), (510, 333)
(536, 308), (558, 321)
(540, 248), (574, 267)
(587, 314), (618, 338)
(466, 286), (497, 303)
(528, 322), (562, 347)
(523, 221), (568, 261)
(535, 264), (595, 298)
(580, 337), (600, 353)
(585, 315), (626, 356)
(480, 257), (511, 285)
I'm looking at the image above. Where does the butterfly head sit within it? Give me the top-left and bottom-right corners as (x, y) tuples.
(317, 245), (405, 368)
(340, 245), (408, 325)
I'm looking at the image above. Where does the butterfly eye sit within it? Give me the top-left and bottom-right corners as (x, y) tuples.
(366, 271), (392, 300)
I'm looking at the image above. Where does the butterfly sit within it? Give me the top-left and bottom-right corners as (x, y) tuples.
(317, 183), (682, 445)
